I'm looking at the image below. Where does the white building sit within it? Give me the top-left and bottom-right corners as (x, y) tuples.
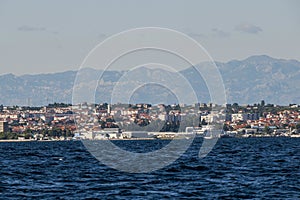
(121, 131), (150, 139)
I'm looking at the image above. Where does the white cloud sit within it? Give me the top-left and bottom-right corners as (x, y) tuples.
(212, 28), (230, 38)
(235, 23), (262, 34)
(17, 25), (58, 34)
(18, 25), (46, 32)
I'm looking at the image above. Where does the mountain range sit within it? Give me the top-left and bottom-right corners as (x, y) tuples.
(0, 55), (299, 106)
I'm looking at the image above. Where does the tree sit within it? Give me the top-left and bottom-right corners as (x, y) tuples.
(232, 103), (239, 108)
(223, 124), (229, 131)
(0, 132), (18, 139)
(296, 124), (300, 131)
(264, 126), (271, 134)
(24, 133), (32, 139)
(201, 119), (208, 125)
(261, 100), (265, 107)
(0, 132), (6, 139)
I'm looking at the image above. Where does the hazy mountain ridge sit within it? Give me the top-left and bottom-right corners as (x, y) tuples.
(217, 55), (300, 105)
(0, 55), (299, 106)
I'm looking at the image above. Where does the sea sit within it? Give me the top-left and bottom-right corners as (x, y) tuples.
(0, 138), (299, 199)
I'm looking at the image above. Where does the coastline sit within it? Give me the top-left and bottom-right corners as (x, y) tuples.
(0, 135), (299, 143)
(0, 139), (61, 143)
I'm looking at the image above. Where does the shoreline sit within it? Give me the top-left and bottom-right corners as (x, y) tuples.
(0, 139), (63, 143)
(0, 135), (299, 143)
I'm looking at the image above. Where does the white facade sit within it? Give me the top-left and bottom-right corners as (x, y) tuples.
(121, 131), (150, 138)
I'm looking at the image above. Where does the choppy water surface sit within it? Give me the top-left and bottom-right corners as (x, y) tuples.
(0, 138), (299, 199)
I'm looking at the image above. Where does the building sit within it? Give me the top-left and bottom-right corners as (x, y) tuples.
(231, 113), (259, 122)
(121, 131), (150, 139)
(0, 121), (9, 133)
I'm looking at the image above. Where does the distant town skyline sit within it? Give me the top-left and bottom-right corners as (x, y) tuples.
(0, 0), (300, 75)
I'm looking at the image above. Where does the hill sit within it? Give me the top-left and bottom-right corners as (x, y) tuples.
(0, 55), (299, 106)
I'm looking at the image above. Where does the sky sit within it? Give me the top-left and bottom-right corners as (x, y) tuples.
(0, 0), (300, 75)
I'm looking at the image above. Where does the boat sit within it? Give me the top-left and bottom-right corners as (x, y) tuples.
(290, 134), (300, 138)
(204, 129), (222, 139)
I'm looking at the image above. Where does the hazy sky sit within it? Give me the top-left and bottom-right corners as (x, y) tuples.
(0, 0), (299, 75)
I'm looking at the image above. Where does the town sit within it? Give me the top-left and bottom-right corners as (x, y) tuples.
(0, 100), (300, 141)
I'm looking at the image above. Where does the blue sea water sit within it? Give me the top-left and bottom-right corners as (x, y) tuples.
(0, 138), (299, 199)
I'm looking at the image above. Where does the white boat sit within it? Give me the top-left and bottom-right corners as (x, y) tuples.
(204, 129), (222, 139)
(290, 134), (300, 138)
